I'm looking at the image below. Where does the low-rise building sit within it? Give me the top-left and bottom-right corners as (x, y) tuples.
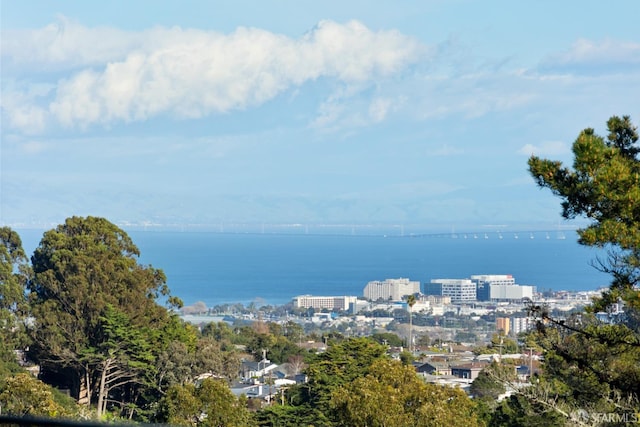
(415, 360), (452, 376)
(473, 274), (534, 302)
(450, 362), (488, 380)
(292, 295), (358, 311)
(424, 295), (452, 305)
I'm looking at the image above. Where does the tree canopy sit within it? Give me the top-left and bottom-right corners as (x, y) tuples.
(523, 115), (640, 421)
(283, 337), (483, 426)
(529, 115), (640, 254)
(0, 226), (31, 360)
(0, 372), (79, 418)
(156, 378), (256, 427)
(27, 216), (180, 416)
(331, 358), (482, 427)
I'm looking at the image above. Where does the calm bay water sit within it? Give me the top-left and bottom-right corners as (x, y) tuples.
(18, 229), (611, 307)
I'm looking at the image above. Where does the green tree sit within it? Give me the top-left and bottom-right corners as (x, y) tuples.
(489, 393), (565, 427)
(28, 216), (179, 416)
(156, 382), (202, 426)
(524, 115), (640, 419)
(153, 315), (201, 391)
(301, 337), (388, 414)
(278, 337), (484, 426)
(233, 320), (303, 364)
(254, 404), (332, 427)
(528, 115), (640, 272)
(156, 378), (256, 427)
(201, 321), (235, 346)
(371, 331), (403, 347)
(330, 358), (483, 427)
(470, 362), (517, 402)
(193, 336), (241, 381)
(473, 334), (518, 355)
(492, 333), (519, 354)
(283, 320), (304, 344)
(93, 304), (156, 417)
(0, 227), (31, 361)
(398, 350), (414, 366)
(0, 372), (79, 418)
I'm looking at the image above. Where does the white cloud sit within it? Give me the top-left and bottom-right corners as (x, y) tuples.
(1, 15), (138, 69)
(518, 140), (569, 157)
(311, 93), (405, 131)
(540, 38), (640, 72)
(0, 87), (51, 134)
(2, 18), (424, 132)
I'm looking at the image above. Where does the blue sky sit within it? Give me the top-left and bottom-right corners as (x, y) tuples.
(2, 0), (639, 233)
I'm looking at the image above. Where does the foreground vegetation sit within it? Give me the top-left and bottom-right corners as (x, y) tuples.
(1, 115), (639, 425)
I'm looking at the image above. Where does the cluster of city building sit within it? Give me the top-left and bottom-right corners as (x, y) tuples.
(292, 274), (535, 313)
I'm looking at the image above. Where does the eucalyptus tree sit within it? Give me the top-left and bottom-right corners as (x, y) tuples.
(28, 216), (180, 416)
(0, 227), (31, 360)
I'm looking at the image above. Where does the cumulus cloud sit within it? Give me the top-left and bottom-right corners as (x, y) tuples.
(518, 140), (570, 157)
(2, 18), (424, 132)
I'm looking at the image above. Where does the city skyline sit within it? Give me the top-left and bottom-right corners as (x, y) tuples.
(2, 1), (639, 229)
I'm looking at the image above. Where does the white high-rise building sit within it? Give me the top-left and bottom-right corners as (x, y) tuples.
(426, 279), (476, 302)
(363, 278), (420, 302)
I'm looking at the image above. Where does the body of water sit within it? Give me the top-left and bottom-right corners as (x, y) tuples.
(17, 229), (611, 307)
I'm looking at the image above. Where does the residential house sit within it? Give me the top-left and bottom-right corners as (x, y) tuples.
(450, 362), (488, 380)
(415, 360), (452, 376)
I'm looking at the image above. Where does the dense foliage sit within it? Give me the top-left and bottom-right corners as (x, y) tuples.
(0, 227), (30, 362)
(156, 378), (256, 427)
(27, 217), (182, 417)
(520, 115), (640, 422)
(330, 358), (482, 427)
